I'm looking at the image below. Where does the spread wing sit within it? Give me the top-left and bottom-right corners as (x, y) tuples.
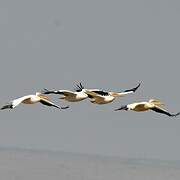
(117, 83), (141, 96)
(84, 89), (108, 98)
(1, 95), (31, 110)
(60, 90), (77, 97)
(150, 105), (180, 117)
(40, 98), (69, 109)
(42, 89), (76, 97)
(41, 88), (64, 95)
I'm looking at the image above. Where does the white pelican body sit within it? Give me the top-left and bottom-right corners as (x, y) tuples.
(125, 101), (154, 112)
(1, 92), (68, 110)
(84, 83), (141, 105)
(57, 90), (88, 102)
(115, 99), (180, 117)
(42, 83), (88, 102)
(84, 90), (115, 104)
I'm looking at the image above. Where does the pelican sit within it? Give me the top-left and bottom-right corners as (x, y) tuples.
(1, 92), (69, 110)
(84, 83), (141, 104)
(114, 99), (180, 117)
(41, 83), (88, 102)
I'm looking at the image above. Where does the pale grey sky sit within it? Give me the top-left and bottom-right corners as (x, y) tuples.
(0, 0), (180, 160)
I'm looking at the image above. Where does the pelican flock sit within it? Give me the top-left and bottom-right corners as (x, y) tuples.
(42, 82), (140, 104)
(0, 82), (179, 117)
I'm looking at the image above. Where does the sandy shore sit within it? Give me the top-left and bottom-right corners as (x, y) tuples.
(0, 148), (179, 180)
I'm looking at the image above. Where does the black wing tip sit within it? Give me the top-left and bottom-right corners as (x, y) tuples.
(41, 88), (61, 95)
(41, 88), (51, 94)
(171, 112), (180, 117)
(133, 82), (141, 92)
(74, 82), (85, 92)
(1, 104), (13, 110)
(114, 108), (120, 111)
(114, 105), (128, 111)
(79, 82), (84, 89)
(123, 82), (141, 93)
(129, 82), (141, 92)
(151, 107), (180, 117)
(61, 105), (70, 110)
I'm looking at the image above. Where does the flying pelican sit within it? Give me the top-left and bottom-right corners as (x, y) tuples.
(1, 92), (69, 110)
(42, 83), (88, 102)
(83, 83), (141, 104)
(114, 99), (180, 117)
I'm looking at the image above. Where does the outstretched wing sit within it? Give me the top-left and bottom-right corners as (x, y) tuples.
(122, 83), (141, 93)
(40, 98), (69, 109)
(1, 95), (31, 110)
(60, 90), (77, 97)
(111, 83), (141, 97)
(150, 106), (180, 117)
(41, 88), (64, 95)
(84, 89), (108, 98)
(42, 89), (76, 97)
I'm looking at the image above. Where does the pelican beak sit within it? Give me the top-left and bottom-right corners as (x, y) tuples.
(114, 105), (128, 111)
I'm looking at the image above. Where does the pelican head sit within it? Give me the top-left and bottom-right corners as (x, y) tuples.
(149, 99), (164, 106)
(114, 105), (128, 111)
(35, 92), (41, 96)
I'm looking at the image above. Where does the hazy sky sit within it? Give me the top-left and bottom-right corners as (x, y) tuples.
(0, 0), (180, 160)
